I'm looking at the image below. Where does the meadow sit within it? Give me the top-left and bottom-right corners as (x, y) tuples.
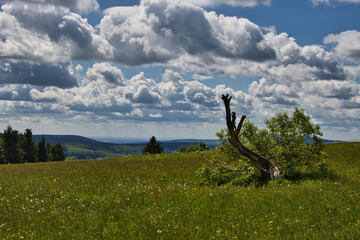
(0, 143), (359, 239)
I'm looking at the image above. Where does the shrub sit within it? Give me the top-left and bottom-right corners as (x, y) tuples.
(198, 108), (328, 185)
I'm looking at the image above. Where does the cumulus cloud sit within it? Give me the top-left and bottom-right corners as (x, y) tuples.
(1, 63), (360, 139)
(1, 2), (112, 61)
(0, 61), (77, 88)
(0, 11), (67, 63)
(86, 62), (125, 85)
(184, 0), (271, 7)
(0, 0), (348, 86)
(264, 32), (347, 81)
(310, 0), (360, 6)
(0, 0), (359, 139)
(99, 0), (276, 66)
(0, 0), (99, 13)
(22, 65), (246, 122)
(324, 30), (360, 62)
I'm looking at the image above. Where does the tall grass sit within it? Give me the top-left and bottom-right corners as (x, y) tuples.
(0, 144), (359, 239)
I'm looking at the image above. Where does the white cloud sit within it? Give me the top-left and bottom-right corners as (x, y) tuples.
(99, 0), (276, 67)
(324, 30), (360, 63)
(1, 64), (360, 139)
(86, 62), (125, 85)
(310, 0), (360, 6)
(0, 61), (77, 88)
(1, 2), (112, 62)
(183, 0), (271, 7)
(0, 0), (99, 13)
(0, 0), (359, 140)
(0, 12), (67, 63)
(0, 0), (349, 87)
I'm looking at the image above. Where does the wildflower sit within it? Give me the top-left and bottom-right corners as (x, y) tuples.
(157, 230), (162, 233)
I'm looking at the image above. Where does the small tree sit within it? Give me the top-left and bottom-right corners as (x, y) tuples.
(0, 134), (4, 164)
(51, 143), (65, 161)
(178, 145), (187, 153)
(37, 135), (48, 162)
(192, 142), (211, 152)
(179, 142), (211, 152)
(198, 95), (327, 185)
(21, 129), (37, 163)
(143, 136), (164, 154)
(2, 125), (23, 164)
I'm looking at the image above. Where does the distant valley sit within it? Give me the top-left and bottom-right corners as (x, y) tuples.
(32, 135), (218, 160)
(32, 135), (342, 160)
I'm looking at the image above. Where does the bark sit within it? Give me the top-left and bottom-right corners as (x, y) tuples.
(221, 94), (281, 180)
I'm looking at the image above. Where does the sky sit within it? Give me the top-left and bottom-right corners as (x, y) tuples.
(0, 0), (360, 140)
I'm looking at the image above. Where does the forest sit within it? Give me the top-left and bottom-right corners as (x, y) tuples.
(0, 126), (65, 164)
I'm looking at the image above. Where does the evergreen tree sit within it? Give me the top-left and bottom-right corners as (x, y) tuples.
(2, 125), (23, 164)
(46, 143), (53, 162)
(0, 134), (4, 164)
(192, 142), (211, 152)
(37, 135), (48, 162)
(52, 143), (65, 161)
(21, 129), (37, 163)
(143, 136), (164, 154)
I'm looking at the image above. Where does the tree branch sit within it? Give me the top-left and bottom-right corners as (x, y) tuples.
(221, 94), (281, 180)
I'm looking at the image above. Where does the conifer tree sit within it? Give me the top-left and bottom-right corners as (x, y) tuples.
(2, 125), (23, 164)
(0, 134), (4, 164)
(37, 135), (48, 162)
(21, 129), (37, 163)
(51, 143), (65, 161)
(143, 136), (164, 154)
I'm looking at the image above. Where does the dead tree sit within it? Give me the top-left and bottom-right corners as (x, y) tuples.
(221, 94), (281, 180)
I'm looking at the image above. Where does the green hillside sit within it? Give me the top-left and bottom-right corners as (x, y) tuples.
(32, 135), (217, 159)
(32, 135), (143, 159)
(0, 143), (359, 239)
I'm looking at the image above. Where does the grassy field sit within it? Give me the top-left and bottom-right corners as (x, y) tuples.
(0, 143), (359, 239)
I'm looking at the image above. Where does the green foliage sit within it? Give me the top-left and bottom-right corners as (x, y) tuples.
(2, 125), (23, 164)
(0, 127), (65, 164)
(143, 136), (164, 154)
(20, 129), (37, 163)
(0, 144), (359, 239)
(178, 145), (187, 153)
(48, 143), (66, 162)
(65, 156), (78, 161)
(0, 135), (3, 164)
(37, 136), (48, 162)
(198, 108), (328, 185)
(178, 142), (211, 153)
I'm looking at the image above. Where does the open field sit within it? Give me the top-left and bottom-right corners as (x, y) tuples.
(0, 143), (359, 239)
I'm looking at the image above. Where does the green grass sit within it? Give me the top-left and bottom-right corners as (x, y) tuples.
(0, 144), (359, 239)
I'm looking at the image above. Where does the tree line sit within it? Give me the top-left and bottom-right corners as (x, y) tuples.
(0, 125), (65, 164)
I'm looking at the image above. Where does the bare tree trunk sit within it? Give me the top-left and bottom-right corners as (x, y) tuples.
(221, 94), (281, 180)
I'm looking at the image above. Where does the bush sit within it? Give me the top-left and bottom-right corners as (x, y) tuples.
(198, 108), (328, 185)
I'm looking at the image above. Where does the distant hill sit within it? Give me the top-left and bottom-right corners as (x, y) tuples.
(32, 135), (217, 160)
(32, 134), (341, 160)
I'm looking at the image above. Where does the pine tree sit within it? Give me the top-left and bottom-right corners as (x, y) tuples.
(0, 134), (4, 164)
(37, 135), (48, 162)
(2, 125), (23, 164)
(143, 136), (164, 154)
(21, 129), (37, 163)
(51, 143), (65, 161)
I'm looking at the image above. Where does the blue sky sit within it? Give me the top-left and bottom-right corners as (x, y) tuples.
(0, 0), (360, 140)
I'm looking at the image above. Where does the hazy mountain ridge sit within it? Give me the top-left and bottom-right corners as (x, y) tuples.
(32, 135), (342, 160)
(32, 135), (218, 159)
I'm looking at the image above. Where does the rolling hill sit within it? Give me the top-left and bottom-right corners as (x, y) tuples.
(32, 135), (217, 159)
